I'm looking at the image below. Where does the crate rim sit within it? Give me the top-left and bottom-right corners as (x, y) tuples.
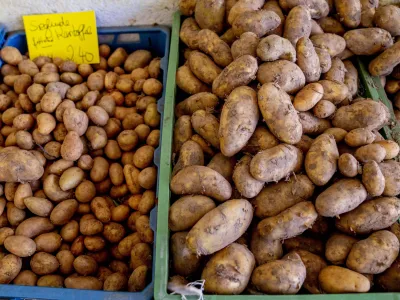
(154, 11), (400, 300)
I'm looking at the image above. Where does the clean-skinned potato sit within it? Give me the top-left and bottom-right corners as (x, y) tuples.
(316, 178), (367, 217)
(50, 199), (78, 225)
(30, 252), (59, 275)
(35, 232), (62, 253)
(186, 199), (253, 255)
(13, 270), (37, 286)
(319, 266), (370, 293)
(44, 174), (73, 202)
(65, 276), (103, 290)
(336, 197), (400, 235)
(59, 167), (85, 191)
(257, 201), (318, 241)
(15, 217), (54, 238)
(4, 235), (36, 257)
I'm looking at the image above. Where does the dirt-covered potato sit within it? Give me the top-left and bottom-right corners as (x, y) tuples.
(258, 83), (302, 144)
(263, 0), (285, 35)
(296, 37), (321, 83)
(362, 160), (385, 196)
(355, 143), (386, 163)
(233, 155), (264, 199)
(198, 29), (233, 67)
(344, 28), (393, 56)
(191, 110), (220, 149)
(188, 51), (221, 85)
(311, 33), (346, 56)
(173, 115), (193, 154)
(0, 149), (44, 182)
(232, 32), (259, 59)
(0, 254), (22, 284)
(374, 5), (400, 37)
(335, 197), (400, 235)
(380, 160), (400, 196)
(375, 140), (400, 160)
(325, 233), (358, 265)
(232, 9), (280, 38)
(376, 257), (400, 292)
(251, 252), (306, 294)
(293, 83), (324, 112)
(175, 92), (218, 118)
(313, 100), (336, 118)
(257, 201), (318, 241)
(180, 17), (200, 50)
(251, 228), (283, 266)
(219, 86), (258, 157)
(257, 35), (295, 62)
(338, 153), (360, 177)
(186, 199), (253, 255)
(194, 0), (225, 33)
(176, 65), (209, 95)
(242, 126), (279, 154)
(202, 243), (255, 294)
(369, 41), (400, 76)
(207, 153), (236, 181)
(335, 0), (361, 28)
(345, 128), (375, 147)
(283, 5), (311, 47)
(347, 230), (399, 274)
(319, 266), (370, 293)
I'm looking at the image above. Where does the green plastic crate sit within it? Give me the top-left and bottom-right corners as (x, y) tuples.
(155, 11), (400, 300)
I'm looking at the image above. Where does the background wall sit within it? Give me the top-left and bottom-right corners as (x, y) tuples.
(0, 0), (179, 31)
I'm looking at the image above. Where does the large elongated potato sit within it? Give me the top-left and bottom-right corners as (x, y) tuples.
(369, 41), (400, 76)
(315, 179), (367, 217)
(191, 110), (220, 149)
(258, 201), (318, 240)
(325, 233), (359, 265)
(336, 197), (400, 235)
(258, 83), (302, 144)
(334, 0), (361, 28)
(219, 86), (259, 157)
(254, 174), (314, 218)
(250, 144), (300, 183)
(169, 195), (216, 232)
(257, 61), (305, 94)
(195, 0), (225, 33)
(170, 166), (232, 201)
(283, 5), (311, 46)
(198, 29), (233, 67)
(172, 140), (204, 177)
(186, 199), (253, 255)
(202, 243), (255, 294)
(380, 161), (400, 197)
(233, 155), (264, 198)
(180, 18), (200, 49)
(250, 229), (283, 266)
(175, 93), (219, 118)
(296, 37), (321, 83)
(212, 55), (258, 98)
(251, 252), (306, 294)
(310, 33), (346, 56)
(232, 10), (280, 37)
(347, 230), (399, 274)
(332, 99), (390, 131)
(305, 134), (338, 186)
(319, 266), (370, 293)
(344, 28), (393, 55)
(362, 161), (385, 196)
(4, 235), (36, 257)
(188, 51), (221, 85)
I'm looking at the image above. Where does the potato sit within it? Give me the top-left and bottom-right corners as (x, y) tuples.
(80, 217), (103, 236)
(179, 18), (200, 50)
(0, 254), (22, 284)
(313, 100), (336, 118)
(232, 32), (259, 59)
(61, 131), (83, 161)
(284, 235), (325, 256)
(251, 252), (306, 294)
(380, 160), (400, 196)
(242, 126), (279, 154)
(197, 29), (233, 67)
(293, 83), (323, 112)
(361, 160), (385, 196)
(325, 233), (358, 265)
(175, 93), (218, 118)
(315, 47), (331, 74)
(73, 254), (98, 275)
(0, 149), (44, 182)
(30, 252), (59, 275)
(176, 65), (209, 95)
(35, 232), (62, 253)
(188, 51), (221, 85)
(257, 35), (296, 63)
(13, 270), (37, 286)
(338, 153), (360, 177)
(333, 99), (390, 131)
(227, 0), (264, 25)
(344, 28), (393, 56)
(186, 199), (252, 255)
(1, 47), (23, 66)
(283, 5), (311, 47)
(319, 266), (370, 293)
(118, 232), (141, 257)
(347, 230), (399, 274)
(257, 61), (305, 94)
(123, 164), (141, 194)
(336, 197), (400, 235)
(212, 55), (257, 98)
(128, 265), (148, 292)
(254, 174), (314, 218)
(376, 140), (400, 160)
(345, 128), (375, 147)
(50, 199), (78, 225)
(250, 144), (300, 183)
(257, 201), (318, 241)
(323, 57), (346, 83)
(194, 0), (225, 33)
(4, 235), (36, 257)
(250, 229), (283, 265)
(310, 33), (346, 57)
(317, 16), (344, 35)
(232, 155), (264, 198)
(335, 0), (361, 28)
(311, 19), (324, 35)
(316, 178), (367, 217)
(232, 9), (280, 38)
(172, 140), (204, 177)
(59, 167), (85, 191)
(15, 217), (54, 238)
(91, 197), (111, 223)
(0, 227), (14, 245)
(190, 110), (220, 149)
(263, 0), (285, 35)
(60, 220), (79, 242)
(354, 143), (386, 163)
(296, 37), (321, 83)
(36, 274), (64, 287)
(103, 272), (127, 291)
(43, 174), (72, 202)
(171, 232), (201, 276)
(7, 202), (26, 226)
(202, 243), (255, 294)
(374, 5), (400, 37)
(376, 257), (400, 292)
(124, 50), (151, 73)
(369, 41), (400, 76)
(258, 83), (302, 143)
(65, 275), (103, 290)
(173, 116), (194, 154)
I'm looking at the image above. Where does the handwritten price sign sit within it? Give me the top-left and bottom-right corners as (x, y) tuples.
(23, 11), (100, 64)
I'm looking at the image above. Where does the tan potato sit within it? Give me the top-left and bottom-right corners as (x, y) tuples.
(242, 126), (279, 154)
(293, 83), (323, 112)
(344, 28), (393, 56)
(212, 55), (258, 98)
(198, 29), (233, 67)
(335, 0), (361, 28)
(336, 197), (400, 235)
(43, 174), (73, 202)
(66, 83), (88, 101)
(354, 143), (386, 163)
(30, 252), (59, 275)
(59, 167), (85, 191)
(7, 202), (26, 226)
(4, 235), (36, 257)
(232, 10), (280, 38)
(37, 274), (64, 287)
(375, 140), (400, 160)
(1, 47), (23, 66)
(0, 254), (22, 284)
(173, 116), (193, 154)
(60, 220), (79, 242)
(50, 199), (78, 225)
(283, 5), (311, 47)
(124, 50), (152, 73)
(250, 229), (283, 265)
(317, 16), (345, 35)
(374, 5), (400, 37)
(80, 217), (103, 236)
(380, 161), (400, 196)
(257, 201), (318, 241)
(362, 160), (385, 196)
(376, 257), (400, 292)
(202, 243), (255, 294)
(311, 33), (346, 56)
(179, 18), (200, 50)
(254, 174), (314, 218)
(188, 51), (221, 85)
(15, 217), (54, 238)
(191, 110), (220, 149)
(103, 272), (127, 291)
(345, 128), (375, 147)
(91, 197), (111, 223)
(0, 227), (14, 245)
(175, 93), (218, 118)
(257, 61), (305, 94)
(333, 99), (390, 131)
(194, 0), (225, 33)
(227, 0), (264, 25)
(325, 233), (358, 265)
(13, 270), (37, 286)
(311, 19), (324, 35)
(24, 197), (53, 217)
(233, 155), (264, 198)
(323, 57), (346, 83)
(263, 0), (285, 35)
(369, 41), (400, 76)
(118, 232), (141, 256)
(251, 252), (306, 294)
(284, 235), (325, 256)
(317, 80), (349, 105)
(296, 37), (321, 83)
(128, 265), (148, 292)
(232, 32), (259, 59)
(313, 100), (336, 118)
(65, 275), (103, 290)
(347, 230), (399, 274)
(338, 153), (360, 177)
(74, 255), (98, 275)
(34, 232), (62, 253)
(360, 0), (378, 27)
(315, 47), (331, 74)
(257, 35), (295, 62)
(124, 164), (141, 194)
(172, 140), (204, 177)
(171, 232), (201, 276)
(176, 65), (209, 95)
(90, 157), (109, 182)
(61, 131), (83, 161)
(319, 266), (370, 293)
(186, 199), (252, 255)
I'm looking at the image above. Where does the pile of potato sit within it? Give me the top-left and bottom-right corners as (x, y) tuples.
(0, 43), (162, 291)
(169, 0), (400, 295)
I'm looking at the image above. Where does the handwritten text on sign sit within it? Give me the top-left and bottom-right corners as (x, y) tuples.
(23, 11), (100, 64)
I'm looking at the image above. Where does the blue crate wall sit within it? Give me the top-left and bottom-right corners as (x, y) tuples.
(0, 25), (170, 300)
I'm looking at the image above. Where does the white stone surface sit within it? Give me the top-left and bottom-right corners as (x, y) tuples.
(0, 0), (179, 31)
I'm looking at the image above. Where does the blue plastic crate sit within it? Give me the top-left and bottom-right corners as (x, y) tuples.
(0, 26), (170, 300)
(0, 25), (5, 55)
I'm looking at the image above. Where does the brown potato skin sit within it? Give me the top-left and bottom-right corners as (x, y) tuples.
(283, 5), (311, 47)
(173, 115), (193, 154)
(195, 0), (225, 33)
(176, 65), (209, 95)
(344, 28), (393, 55)
(347, 230), (399, 274)
(65, 276), (103, 290)
(338, 153), (360, 177)
(257, 201), (318, 241)
(251, 228), (283, 266)
(13, 270), (37, 286)
(254, 174), (314, 218)
(362, 161), (385, 196)
(242, 126), (279, 154)
(251, 252), (306, 294)
(325, 233), (359, 265)
(336, 197), (400, 235)
(202, 243), (255, 295)
(188, 51), (221, 85)
(374, 5), (400, 37)
(319, 266), (370, 293)
(355, 144), (386, 163)
(377, 258), (400, 292)
(206, 153), (236, 181)
(171, 232), (201, 277)
(233, 155), (264, 199)
(335, 0), (361, 28)
(380, 161), (400, 196)
(296, 37), (321, 83)
(232, 10), (280, 38)
(369, 41), (400, 77)
(311, 33), (346, 57)
(0, 254), (22, 284)
(180, 18), (200, 50)
(198, 29), (233, 67)
(232, 32), (259, 59)
(175, 93), (218, 118)
(186, 199), (253, 256)
(191, 110), (220, 149)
